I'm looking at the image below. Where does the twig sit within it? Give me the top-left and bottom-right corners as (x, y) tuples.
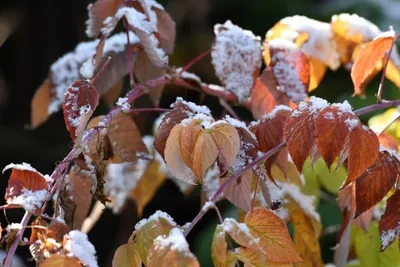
(354, 99), (400, 116)
(184, 142), (286, 236)
(124, 18), (135, 87)
(178, 48), (211, 75)
(376, 35), (398, 103)
(81, 201), (106, 234)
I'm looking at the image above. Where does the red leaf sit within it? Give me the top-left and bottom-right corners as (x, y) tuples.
(379, 190), (400, 250)
(351, 31), (395, 96)
(355, 151), (399, 217)
(62, 80), (99, 142)
(314, 105), (355, 168)
(249, 68), (295, 119)
(3, 163), (49, 212)
(266, 39), (310, 103)
(344, 124), (379, 186)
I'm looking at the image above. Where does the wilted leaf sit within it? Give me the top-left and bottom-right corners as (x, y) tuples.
(345, 124), (379, 186)
(355, 151), (399, 217)
(62, 80), (99, 142)
(131, 160), (166, 217)
(40, 255), (82, 267)
(249, 68), (295, 119)
(265, 39), (310, 103)
(211, 20), (262, 103)
(379, 190), (400, 250)
(314, 105), (355, 168)
(134, 211), (177, 266)
(245, 207), (302, 263)
(351, 30), (395, 96)
(147, 228), (200, 267)
(3, 163), (49, 212)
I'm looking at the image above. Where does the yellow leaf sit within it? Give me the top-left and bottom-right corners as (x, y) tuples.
(308, 57), (327, 91)
(112, 238), (142, 267)
(211, 225), (228, 267)
(131, 161), (166, 217)
(221, 218), (262, 251)
(245, 207), (303, 263)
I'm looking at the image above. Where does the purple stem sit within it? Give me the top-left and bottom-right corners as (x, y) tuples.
(354, 99), (400, 116)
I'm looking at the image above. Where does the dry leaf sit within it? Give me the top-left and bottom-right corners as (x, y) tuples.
(379, 190), (400, 250)
(31, 79), (52, 129)
(40, 255), (82, 267)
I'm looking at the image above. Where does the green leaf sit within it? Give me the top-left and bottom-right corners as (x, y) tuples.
(354, 222), (400, 267)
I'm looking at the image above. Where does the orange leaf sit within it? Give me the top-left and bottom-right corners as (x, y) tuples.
(351, 31), (395, 96)
(379, 190), (400, 250)
(314, 105), (355, 168)
(179, 119), (202, 168)
(62, 80), (99, 142)
(249, 68), (295, 119)
(131, 160), (166, 217)
(3, 163), (49, 212)
(344, 124), (379, 186)
(112, 237), (142, 267)
(31, 79), (52, 129)
(266, 39), (310, 103)
(245, 207), (303, 263)
(308, 57), (327, 91)
(192, 131), (219, 182)
(355, 151), (399, 217)
(221, 218), (262, 251)
(40, 255), (82, 267)
(379, 132), (399, 152)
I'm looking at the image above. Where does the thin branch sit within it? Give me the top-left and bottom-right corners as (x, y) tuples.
(178, 48), (211, 75)
(124, 18), (135, 87)
(376, 35), (398, 103)
(354, 99), (400, 116)
(184, 142), (286, 236)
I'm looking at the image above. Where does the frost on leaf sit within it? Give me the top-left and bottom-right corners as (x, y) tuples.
(379, 190), (400, 251)
(249, 67), (296, 119)
(264, 39), (310, 103)
(211, 20), (262, 103)
(147, 228), (200, 267)
(31, 32), (137, 128)
(3, 163), (49, 212)
(62, 80), (99, 142)
(355, 151), (400, 218)
(64, 230), (98, 267)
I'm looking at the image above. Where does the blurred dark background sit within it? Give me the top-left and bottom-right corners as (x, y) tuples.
(1, 0), (400, 266)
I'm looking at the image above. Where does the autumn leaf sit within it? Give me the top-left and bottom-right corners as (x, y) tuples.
(265, 39), (310, 103)
(344, 124), (379, 187)
(40, 255), (82, 267)
(234, 247), (268, 266)
(249, 67), (295, 119)
(314, 104), (356, 168)
(221, 218), (263, 252)
(351, 30), (395, 96)
(85, 0), (123, 38)
(3, 163), (49, 212)
(147, 228), (200, 267)
(179, 119), (203, 168)
(379, 190), (400, 250)
(378, 132), (399, 152)
(134, 211), (177, 266)
(62, 80), (99, 142)
(131, 160), (166, 217)
(211, 225), (228, 267)
(30, 79), (52, 129)
(211, 20), (262, 103)
(112, 237), (142, 267)
(245, 207), (302, 263)
(355, 151), (399, 217)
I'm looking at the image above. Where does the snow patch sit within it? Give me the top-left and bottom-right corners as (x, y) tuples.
(64, 230), (98, 267)
(116, 97), (131, 111)
(154, 228), (191, 253)
(135, 210), (177, 231)
(7, 188), (48, 212)
(332, 13), (381, 42)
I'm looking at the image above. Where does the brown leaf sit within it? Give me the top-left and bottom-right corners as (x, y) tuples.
(249, 68), (295, 120)
(351, 32), (395, 95)
(355, 151), (399, 217)
(47, 221), (70, 242)
(379, 132), (399, 152)
(62, 80), (99, 142)
(131, 160), (166, 217)
(179, 119), (202, 168)
(154, 8), (176, 54)
(344, 124), (379, 186)
(314, 105), (355, 168)
(266, 39), (310, 103)
(379, 190), (400, 250)
(211, 20), (262, 103)
(103, 79), (123, 107)
(192, 130), (219, 182)
(220, 169), (252, 211)
(30, 218), (47, 243)
(85, 0), (123, 38)
(31, 79), (52, 129)
(40, 255), (82, 267)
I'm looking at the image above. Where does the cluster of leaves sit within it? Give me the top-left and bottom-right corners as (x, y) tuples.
(2, 0), (400, 266)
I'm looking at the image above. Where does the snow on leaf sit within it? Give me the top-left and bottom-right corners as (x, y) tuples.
(344, 123), (379, 187)
(265, 38), (310, 103)
(266, 16), (340, 70)
(85, 0), (123, 38)
(134, 211), (177, 266)
(147, 228), (200, 267)
(221, 218), (262, 251)
(211, 225), (228, 267)
(64, 230), (98, 267)
(62, 80), (99, 142)
(351, 30), (395, 96)
(3, 163), (49, 212)
(355, 151), (399, 217)
(379, 190), (400, 250)
(249, 68), (296, 119)
(211, 20), (262, 103)
(245, 207), (303, 263)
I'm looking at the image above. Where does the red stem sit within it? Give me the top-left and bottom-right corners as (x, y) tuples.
(178, 48), (211, 75)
